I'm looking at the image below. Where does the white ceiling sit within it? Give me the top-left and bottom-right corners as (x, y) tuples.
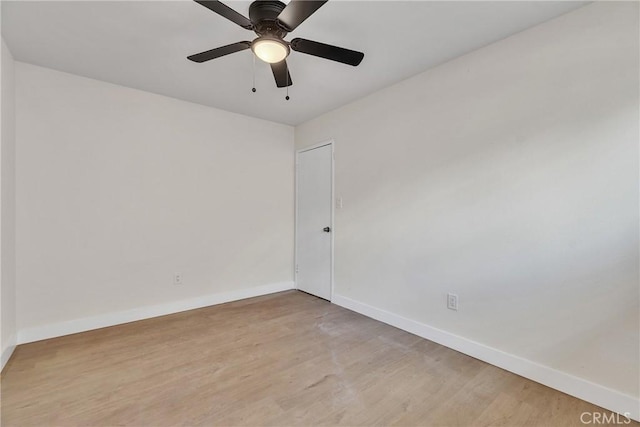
(2, 1), (587, 125)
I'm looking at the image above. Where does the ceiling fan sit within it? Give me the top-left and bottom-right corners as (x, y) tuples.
(188, 0), (365, 90)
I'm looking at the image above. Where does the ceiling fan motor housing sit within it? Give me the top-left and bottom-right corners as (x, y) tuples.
(249, 0), (289, 38)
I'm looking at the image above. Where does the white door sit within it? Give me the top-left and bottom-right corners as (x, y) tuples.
(296, 143), (333, 300)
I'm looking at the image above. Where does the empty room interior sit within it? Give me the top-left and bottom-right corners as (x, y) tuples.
(0, 0), (639, 425)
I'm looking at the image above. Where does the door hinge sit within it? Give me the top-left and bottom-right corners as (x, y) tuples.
(295, 264), (299, 274)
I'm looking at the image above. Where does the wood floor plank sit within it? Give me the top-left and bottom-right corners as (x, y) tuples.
(0, 290), (633, 426)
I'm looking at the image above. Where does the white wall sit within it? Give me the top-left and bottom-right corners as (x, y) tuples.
(1, 38), (17, 370)
(16, 63), (294, 335)
(296, 0), (639, 408)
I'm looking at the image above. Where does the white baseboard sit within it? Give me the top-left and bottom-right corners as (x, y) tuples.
(17, 281), (294, 345)
(332, 294), (640, 422)
(1, 335), (17, 372)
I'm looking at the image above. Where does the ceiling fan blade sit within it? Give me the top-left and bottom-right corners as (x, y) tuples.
(276, 0), (327, 32)
(194, 1), (253, 30)
(271, 61), (293, 88)
(187, 41), (251, 63)
(290, 38), (364, 66)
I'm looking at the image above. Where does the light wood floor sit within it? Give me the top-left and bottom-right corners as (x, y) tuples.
(1, 290), (632, 426)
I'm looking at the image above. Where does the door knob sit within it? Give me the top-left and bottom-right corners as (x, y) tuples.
(323, 227), (331, 232)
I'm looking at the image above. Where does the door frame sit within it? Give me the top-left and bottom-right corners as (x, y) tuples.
(294, 139), (335, 301)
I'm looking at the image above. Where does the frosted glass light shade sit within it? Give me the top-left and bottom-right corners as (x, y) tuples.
(252, 38), (289, 64)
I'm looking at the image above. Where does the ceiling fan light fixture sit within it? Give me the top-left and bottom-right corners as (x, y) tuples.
(252, 37), (289, 64)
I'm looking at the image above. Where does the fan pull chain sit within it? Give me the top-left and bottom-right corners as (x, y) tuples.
(251, 54), (256, 93)
(285, 62), (290, 101)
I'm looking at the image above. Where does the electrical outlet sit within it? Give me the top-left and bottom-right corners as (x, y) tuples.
(447, 293), (458, 311)
(336, 197), (343, 209)
(174, 273), (183, 285)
